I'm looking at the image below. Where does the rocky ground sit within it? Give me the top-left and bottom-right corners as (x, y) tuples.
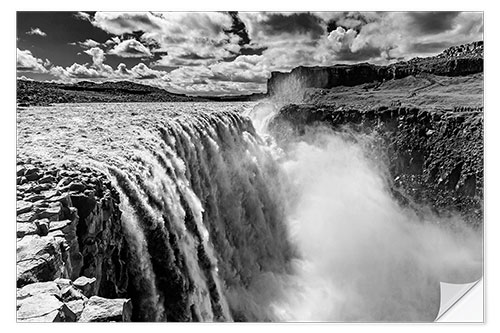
(302, 73), (483, 110)
(16, 157), (131, 322)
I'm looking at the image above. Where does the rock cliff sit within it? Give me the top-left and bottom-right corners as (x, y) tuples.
(267, 41), (483, 96)
(16, 157), (131, 321)
(269, 104), (483, 225)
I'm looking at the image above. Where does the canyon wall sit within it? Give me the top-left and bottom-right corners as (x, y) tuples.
(267, 41), (483, 96)
(269, 104), (483, 225)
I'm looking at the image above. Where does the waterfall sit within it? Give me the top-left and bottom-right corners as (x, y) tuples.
(244, 102), (483, 322)
(18, 101), (481, 322)
(103, 111), (293, 321)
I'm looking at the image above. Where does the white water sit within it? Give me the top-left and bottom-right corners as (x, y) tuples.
(17, 100), (482, 322)
(246, 101), (483, 321)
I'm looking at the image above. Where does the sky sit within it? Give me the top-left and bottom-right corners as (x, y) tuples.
(16, 11), (483, 96)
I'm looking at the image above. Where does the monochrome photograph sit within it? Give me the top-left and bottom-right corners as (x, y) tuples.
(16, 10), (483, 322)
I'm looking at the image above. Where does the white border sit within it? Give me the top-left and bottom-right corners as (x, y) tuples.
(3, 2), (499, 332)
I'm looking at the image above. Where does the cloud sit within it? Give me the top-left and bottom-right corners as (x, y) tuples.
(74, 39), (101, 49)
(238, 11), (483, 68)
(49, 58), (167, 83)
(84, 47), (106, 67)
(21, 11), (483, 96)
(108, 39), (153, 58)
(16, 49), (47, 72)
(104, 36), (121, 46)
(242, 12), (324, 40)
(210, 55), (269, 83)
(62, 63), (105, 79)
(407, 12), (460, 35)
(17, 75), (34, 81)
(91, 12), (163, 35)
(129, 63), (165, 79)
(92, 12), (239, 64)
(74, 12), (91, 21)
(116, 63), (131, 76)
(26, 27), (47, 37)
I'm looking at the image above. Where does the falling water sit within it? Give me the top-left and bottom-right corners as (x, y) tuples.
(104, 111), (294, 321)
(17, 100), (482, 322)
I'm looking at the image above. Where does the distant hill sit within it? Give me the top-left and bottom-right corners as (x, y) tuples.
(16, 79), (265, 106)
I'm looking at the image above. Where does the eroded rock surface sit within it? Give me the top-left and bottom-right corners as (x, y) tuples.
(16, 158), (130, 321)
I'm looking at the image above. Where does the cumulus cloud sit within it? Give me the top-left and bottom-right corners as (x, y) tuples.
(64, 63), (104, 79)
(17, 49), (47, 72)
(210, 55), (269, 83)
(22, 11), (483, 96)
(84, 47), (106, 67)
(129, 63), (163, 79)
(26, 27), (47, 37)
(92, 12), (239, 64)
(108, 39), (153, 58)
(238, 11), (483, 69)
(49, 58), (167, 83)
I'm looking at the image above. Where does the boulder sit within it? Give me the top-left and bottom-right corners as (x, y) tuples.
(54, 277), (72, 289)
(48, 219), (73, 232)
(17, 165), (26, 176)
(38, 205), (62, 221)
(25, 166), (40, 176)
(60, 284), (87, 302)
(16, 235), (67, 287)
(73, 276), (97, 297)
(25, 172), (41, 181)
(66, 299), (86, 320)
(17, 281), (76, 322)
(17, 281), (60, 299)
(17, 294), (76, 322)
(17, 211), (37, 223)
(69, 182), (86, 192)
(17, 201), (33, 215)
(17, 223), (38, 238)
(79, 296), (132, 322)
(39, 175), (56, 184)
(34, 219), (50, 236)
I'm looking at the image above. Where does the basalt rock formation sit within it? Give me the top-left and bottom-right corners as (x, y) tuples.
(267, 41), (483, 96)
(16, 108), (294, 322)
(16, 158), (131, 321)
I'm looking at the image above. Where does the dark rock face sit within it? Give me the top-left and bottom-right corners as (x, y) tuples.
(269, 104), (483, 224)
(16, 158), (130, 321)
(267, 41), (483, 96)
